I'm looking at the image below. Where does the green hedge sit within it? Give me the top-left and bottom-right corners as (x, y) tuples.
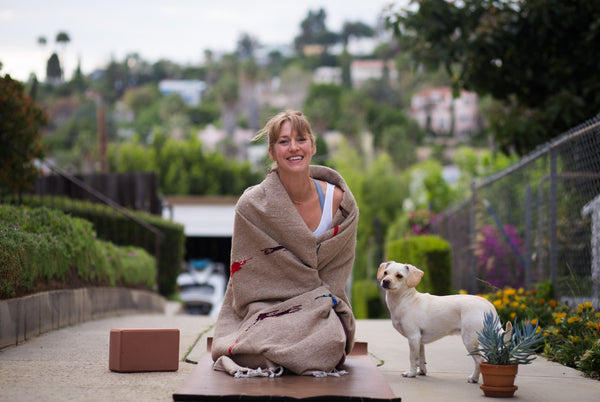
(0, 204), (155, 299)
(3, 195), (185, 296)
(352, 279), (388, 319)
(386, 235), (453, 295)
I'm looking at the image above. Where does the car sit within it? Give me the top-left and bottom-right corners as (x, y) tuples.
(177, 258), (227, 317)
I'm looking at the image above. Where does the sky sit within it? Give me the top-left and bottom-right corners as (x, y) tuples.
(0, 0), (405, 82)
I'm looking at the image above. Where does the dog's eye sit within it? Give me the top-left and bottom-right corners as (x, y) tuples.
(396, 273), (403, 279)
(383, 271), (388, 276)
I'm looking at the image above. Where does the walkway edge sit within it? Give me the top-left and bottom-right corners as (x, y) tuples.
(0, 287), (166, 350)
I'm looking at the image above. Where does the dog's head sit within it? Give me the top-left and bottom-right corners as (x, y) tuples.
(377, 261), (424, 291)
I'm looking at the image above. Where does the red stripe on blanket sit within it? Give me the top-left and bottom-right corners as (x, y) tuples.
(228, 339), (239, 355)
(230, 258), (252, 277)
(333, 225), (339, 236)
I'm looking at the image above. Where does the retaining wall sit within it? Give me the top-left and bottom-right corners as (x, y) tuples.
(0, 288), (166, 349)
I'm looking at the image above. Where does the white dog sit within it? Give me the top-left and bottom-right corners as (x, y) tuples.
(377, 261), (499, 383)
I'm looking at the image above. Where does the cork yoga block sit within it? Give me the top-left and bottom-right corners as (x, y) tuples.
(109, 328), (180, 372)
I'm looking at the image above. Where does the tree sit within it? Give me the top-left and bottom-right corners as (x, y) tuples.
(302, 83), (343, 133)
(294, 9), (340, 56)
(236, 33), (259, 59)
(46, 53), (62, 84)
(341, 21), (375, 46)
(387, 0), (600, 155)
(0, 73), (48, 196)
(55, 31), (70, 80)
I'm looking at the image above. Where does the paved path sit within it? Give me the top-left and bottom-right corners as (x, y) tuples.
(1, 303), (599, 401)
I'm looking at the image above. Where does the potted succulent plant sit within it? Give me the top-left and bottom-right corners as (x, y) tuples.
(469, 311), (545, 397)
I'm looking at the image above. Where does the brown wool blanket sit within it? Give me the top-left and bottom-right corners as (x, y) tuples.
(211, 165), (359, 377)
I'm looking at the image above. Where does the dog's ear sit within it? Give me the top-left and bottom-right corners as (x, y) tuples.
(405, 264), (424, 288)
(376, 261), (391, 281)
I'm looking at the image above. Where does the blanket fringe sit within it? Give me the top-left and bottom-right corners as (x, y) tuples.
(234, 366), (284, 378)
(311, 368), (349, 377)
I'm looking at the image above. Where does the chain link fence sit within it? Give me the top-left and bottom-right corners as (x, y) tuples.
(432, 113), (600, 307)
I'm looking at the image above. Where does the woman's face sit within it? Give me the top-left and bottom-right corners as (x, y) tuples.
(269, 120), (316, 173)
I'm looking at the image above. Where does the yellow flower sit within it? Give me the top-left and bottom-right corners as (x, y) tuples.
(511, 301), (520, 308)
(510, 312), (517, 319)
(459, 289), (467, 294)
(535, 326), (542, 334)
(567, 316), (581, 324)
(531, 318), (538, 325)
(586, 322), (600, 331)
(493, 299), (503, 308)
(504, 288), (516, 296)
(520, 304), (527, 310)
(576, 302), (594, 314)
(518, 287), (524, 294)
(553, 312), (567, 324)
(570, 335), (580, 343)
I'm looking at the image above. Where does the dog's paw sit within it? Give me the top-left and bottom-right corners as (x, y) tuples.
(418, 368), (427, 376)
(467, 375), (479, 383)
(402, 370), (417, 378)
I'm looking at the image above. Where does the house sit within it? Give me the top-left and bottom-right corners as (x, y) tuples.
(158, 80), (206, 106)
(313, 66), (342, 85)
(410, 87), (480, 140)
(350, 59), (397, 88)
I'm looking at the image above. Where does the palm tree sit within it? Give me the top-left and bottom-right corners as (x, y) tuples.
(37, 36), (47, 80)
(55, 31), (70, 80)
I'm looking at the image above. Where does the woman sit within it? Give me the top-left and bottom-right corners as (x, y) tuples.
(211, 110), (359, 377)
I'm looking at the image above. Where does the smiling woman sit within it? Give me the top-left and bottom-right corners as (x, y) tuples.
(210, 110), (359, 377)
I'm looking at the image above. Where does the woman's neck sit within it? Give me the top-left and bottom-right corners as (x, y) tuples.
(279, 170), (314, 205)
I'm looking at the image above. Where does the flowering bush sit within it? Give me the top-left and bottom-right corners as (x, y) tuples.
(475, 224), (526, 289)
(408, 209), (436, 236)
(479, 286), (600, 379)
(543, 302), (600, 378)
(481, 285), (565, 329)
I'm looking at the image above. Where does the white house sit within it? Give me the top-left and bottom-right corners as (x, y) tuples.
(158, 80), (206, 106)
(410, 86), (480, 140)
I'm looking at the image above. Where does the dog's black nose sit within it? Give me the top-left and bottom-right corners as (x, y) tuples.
(382, 279), (390, 289)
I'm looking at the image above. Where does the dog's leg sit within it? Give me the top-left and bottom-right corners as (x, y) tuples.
(417, 343), (427, 375)
(462, 331), (481, 383)
(402, 335), (420, 378)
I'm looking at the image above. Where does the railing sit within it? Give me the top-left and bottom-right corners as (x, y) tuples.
(432, 112), (600, 308)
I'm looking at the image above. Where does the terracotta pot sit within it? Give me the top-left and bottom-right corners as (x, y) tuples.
(479, 362), (518, 397)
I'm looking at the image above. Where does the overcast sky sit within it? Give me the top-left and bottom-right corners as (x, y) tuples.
(0, 1), (406, 82)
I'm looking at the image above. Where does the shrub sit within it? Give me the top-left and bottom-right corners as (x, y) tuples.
(0, 204), (156, 299)
(481, 284), (565, 329)
(3, 195), (184, 296)
(386, 235), (452, 295)
(543, 301), (600, 378)
(352, 279), (387, 319)
(481, 285), (600, 379)
(475, 224), (526, 290)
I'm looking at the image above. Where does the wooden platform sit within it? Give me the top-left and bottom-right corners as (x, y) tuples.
(173, 339), (401, 401)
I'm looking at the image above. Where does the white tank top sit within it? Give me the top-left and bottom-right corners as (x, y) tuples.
(313, 182), (335, 236)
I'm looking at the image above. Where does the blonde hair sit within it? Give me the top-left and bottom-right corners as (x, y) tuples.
(253, 110), (315, 152)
